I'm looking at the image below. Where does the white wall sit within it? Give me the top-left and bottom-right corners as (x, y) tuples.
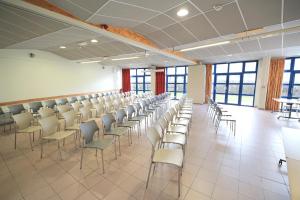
(0, 49), (121, 102)
(254, 57), (271, 109)
(187, 64), (205, 104)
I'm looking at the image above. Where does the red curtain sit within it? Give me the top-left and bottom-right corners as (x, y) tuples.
(156, 67), (165, 95)
(122, 68), (131, 92)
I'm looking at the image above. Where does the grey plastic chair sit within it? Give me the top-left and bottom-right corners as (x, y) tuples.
(116, 109), (138, 143)
(68, 97), (77, 104)
(55, 98), (68, 105)
(134, 103), (149, 128)
(102, 113), (129, 156)
(0, 107), (14, 132)
(38, 107), (56, 119)
(127, 105), (143, 136)
(28, 102), (43, 114)
(8, 104), (26, 115)
(43, 100), (56, 109)
(79, 120), (115, 173)
(62, 110), (80, 143)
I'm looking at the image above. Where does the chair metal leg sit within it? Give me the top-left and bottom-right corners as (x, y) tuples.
(58, 140), (62, 160)
(96, 149), (98, 156)
(101, 150), (105, 174)
(29, 133), (34, 151)
(114, 136), (117, 159)
(146, 162), (153, 189)
(118, 136), (121, 156)
(40, 140), (43, 159)
(14, 130), (17, 149)
(178, 167), (181, 197)
(80, 148), (84, 169)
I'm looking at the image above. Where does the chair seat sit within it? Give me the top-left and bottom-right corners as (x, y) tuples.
(84, 138), (114, 149)
(173, 119), (189, 126)
(168, 126), (188, 134)
(105, 127), (129, 136)
(177, 114), (192, 119)
(42, 130), (75, 140)
(18, 125), (41, 133)
(163, 134), (185, 145)
(153, 149), (183, 167)
(179, 110), (192, 115)
(118, 121), (138, 128)
(66, 123), (80, 130)
(129, 116), (144, 121)
(221, 117), (236, 122)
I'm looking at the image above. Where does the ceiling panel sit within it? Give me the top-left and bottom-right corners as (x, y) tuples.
(146, 14), (177, 29)
(70, 0), (109, 14)
(113, 0), (183, 12)
(238, 0), (281, 30)
(185, 48), (212, 58)
(132, 23), (159, 35)
(206, 3), (245, 35)
(97, 1), (159, 21)
(259, 35), (282, 50)
(145, 30), (179, 48)
(48, 0), (92, 20)
(190, 0), (234, 12)
(206, 46), (226, 56)
(88, 15), (141, 27)
(181, 14), (218, 41)
(239, 39), (261, 52)
(162, 24), (197, 45)
(165, 2), (200, 22)
(283, 0), (300, 23)
(284, 32), (300, 48)
(222, 43), (242, 54)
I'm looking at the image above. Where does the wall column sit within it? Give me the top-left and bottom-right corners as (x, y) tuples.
(187, 64), (205, 104)
(151, 69), (156, 95)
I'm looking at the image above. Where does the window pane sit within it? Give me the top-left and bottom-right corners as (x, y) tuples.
(168, 76), (175, 83)
(176, 92), (184, 99)
(285, 59), (291, 70)
(229, 63), (243, 73)
(212, 75), (214, 84)
(131, 84), (136, 90)
(216, 75), (227, 83)
(283, 72), (290, 84)
(281, 85), (289, 97)
(137, 77), (143, 83)
(294, 73), (300, 84)
(215, 94), (225, 103)
(168, 84), (175, 91)
(176, 67), (186, 74)
(177, 76), (185, 83)
(227, 95), (239, 104)
(130, 69), (136, 76)
(242, 85), (255, 95)
(216, 64), (228, 73)
(167, 68), (175, 75)
(229, 75), (240, 83)
(176, 84), (184, 92)
(145, 76), (151, 83)
(137, 69), (144, 75)
(241, 96), (254, 106)
(243, 73), (256, 83)
(137, 84), (143, 90)
(215, 84), (226, 93)
(294, 59), (300, 70)
(130, 77), (136, 83)
(145, 84), (151, 91)
(292, 85), (300, 97)
(228, 85), (239, 94)
(212, 66), (214, 74)
(245, 62), (257, 71)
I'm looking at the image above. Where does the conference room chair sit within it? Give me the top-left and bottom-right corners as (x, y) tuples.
(62, 110), (80, 144)
(79, 120), (116, 173)
(67, 96), (77, 104)
(215, 106), (236, 136)
(8, 104), (26, 115)
(55, 98), (68, 106)
(39, 115), (76, 159)
(145, 127), (183, 197)
(134, 103), (150, 128)
(0, 107), (14, 132)
(42, 100), (56, 109)
(12, 112), (42, 150)
(57, 105), (72, 119)
(28, 102), (43, 116)
(102, 113), (130, 156)
(38, 107), (56, 119)
(116, 108), (138, 144)
(159, 116), (188, 136)
(127, 105), (143, 136)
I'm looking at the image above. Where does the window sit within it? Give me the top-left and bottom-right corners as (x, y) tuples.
(211, 61), (258, 106)
(282, 57), (300, 99)
(130, 68), (151, 94)
(166, 66), (188, 99)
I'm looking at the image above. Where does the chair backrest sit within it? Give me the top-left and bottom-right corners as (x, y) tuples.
(91, 98), (98, 105)
(146, 127), (160, 150)
(68, 97), (77, 104)
(29, 102), (43, 113)
(0, 107), (4, 115)
(9, 104), (25, 115)
(13, 112), (34, 130)
(62, 110), (76, 128)
(82, 100), (92, 109)
(102, 113), (115, 132)
(71, 102), (81, 112)
(80, 107), (91, 121)
(39, 115), (59, 136)
(57, 105), (72, 114)
(38, 107), (55, 119)
(116, 109), (127, 124)
(127, 105), (135, 119)
(158, 117), (168, 131)
(56, 98), (68, 105)
(153, 123), (163, 138)
(80, 120), (99, 144)
(164, 112), (173, 124)
(95, 103), (105, 116)
(43, 100), (56, 109)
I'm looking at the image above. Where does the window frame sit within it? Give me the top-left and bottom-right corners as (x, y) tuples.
(282, 57), (300, 99)
(166, 66), (188, 99)
(130, 68), (151, 94)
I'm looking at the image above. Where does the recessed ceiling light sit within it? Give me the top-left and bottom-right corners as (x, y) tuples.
(111, 56), (140, 61)
(80, 60), (102, 64)
(91, 39), (98, 43)
(177, 8), (189, 17)
(78, 42), (88, 46)
(213, 4), (223, 11)
(227, 54), (232, 57)
(59, 46), (66, 49)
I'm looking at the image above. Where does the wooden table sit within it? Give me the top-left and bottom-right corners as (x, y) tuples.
(273, 98), (300, 119)
(281, 128), (300, 200)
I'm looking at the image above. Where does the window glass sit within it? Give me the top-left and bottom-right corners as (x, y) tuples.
(137, 77), (143, 83)
(281, 85), (289, 97)
(242, 85), (255, 95)
(228, 85), (239, 94)
(227, 95), (239, 104)
(130, 69), (136, 76)
(215, 84), (226, 93)
(137, 84), (143, 90)
(245, 62), (257, 72)
(137, 69), (144, 75)
(243, 73), (256, 83)
(177, 67), (186, 74)
(177, 76), (185, 83)
(167, 67), (175, 75)
(166, 66), (188, 99)
(283, 72), (290, 84)
(168, 84), (175, 91)
(215, 94), (225, 103)
(285, 59), (291, 70)
(216, 75), (227, 83)
(229, 75), (240, 83)
(241, 96), (254, 106)
(292, 86), (300, 97)
(176, 84), (184, 92)
(295, 73), (300, 84)
(229, 63), (243, 73)
(168, 76), (175, 83)
(216, 64), (228, 73)
(145, 76), (151, 83)
(145, 83), (151, 91)
(294, 59), (300, 70)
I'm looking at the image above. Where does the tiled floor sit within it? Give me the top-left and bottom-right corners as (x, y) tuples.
(0, 104), (296, 200)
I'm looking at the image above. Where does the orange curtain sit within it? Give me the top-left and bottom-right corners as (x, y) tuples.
(205, 64), (212, 103)
(122, 68), (131, 92)
(155, 67), (165, 95)
(265, 58), (285, 110)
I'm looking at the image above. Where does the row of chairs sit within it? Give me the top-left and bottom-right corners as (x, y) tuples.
(207, 99), (236, 136)
(145, 96), (193, 197)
